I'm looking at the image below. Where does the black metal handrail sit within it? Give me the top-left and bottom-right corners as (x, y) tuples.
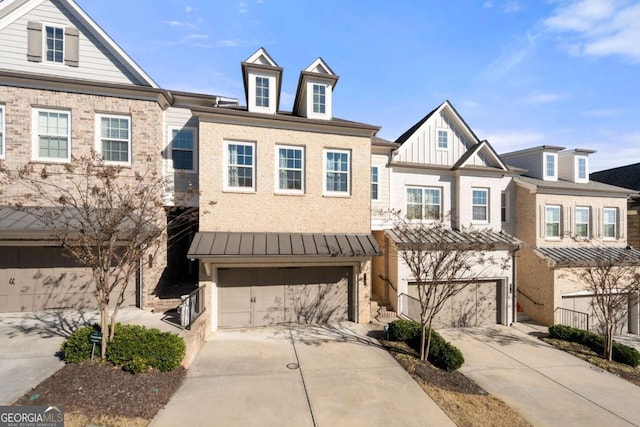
(180, 285), (206, 330)
(517, 288), (544, 306)
(554, 307), (589, 331)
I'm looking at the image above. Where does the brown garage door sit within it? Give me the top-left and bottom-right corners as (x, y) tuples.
(409, 281), (499, 328)
(0, 247), (136, 312)
(218, 266), (351, 328)
(562, 294), (628, 335)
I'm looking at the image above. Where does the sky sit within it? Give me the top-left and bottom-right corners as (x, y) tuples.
(76, 0), (640, 173)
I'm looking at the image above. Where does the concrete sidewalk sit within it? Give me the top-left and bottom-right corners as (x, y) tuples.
(440, 325), (640, 427)
(151, 323), (454, 427)
(0, 308), (180, 405)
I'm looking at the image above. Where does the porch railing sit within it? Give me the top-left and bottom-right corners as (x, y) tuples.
(554, 307), (589, 331)
(179, 286), (206, 330)
(398, 293), (421, 322)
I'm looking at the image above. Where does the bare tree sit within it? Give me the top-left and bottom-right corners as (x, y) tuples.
(569, 246), (640, 361)
(392, 213), (512, 360)
(0, 152), (197, 357)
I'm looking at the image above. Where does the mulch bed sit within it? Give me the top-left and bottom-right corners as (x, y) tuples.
(13, 362), (186, 419)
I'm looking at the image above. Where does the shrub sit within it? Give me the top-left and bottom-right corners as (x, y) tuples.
(612, 341), (640, 367)
(388, 319), (421, 342)
(61, 324), (101, 363)
(431, 341), (465, 371)
(62, 323), (185, 373)
(548, 324), (574, 341)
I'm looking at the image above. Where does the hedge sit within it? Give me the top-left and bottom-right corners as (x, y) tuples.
(548, 324), (640, 367)
(62, 323), (186, 373)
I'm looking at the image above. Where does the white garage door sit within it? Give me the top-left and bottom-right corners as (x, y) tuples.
(562, 295), (629, 335)
(0, 247), (136, 313)
(218, 266), (352, 328)
(409, 281), (500, 328)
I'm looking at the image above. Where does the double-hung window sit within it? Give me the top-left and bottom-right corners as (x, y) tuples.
(436, 129), (448, 150)
(501, 191), (507, 222)
(576, 156), (588, 182)
(276, 145), (304, 193)
(0, 105), (4, 158)
(45, 25), (64, 63)
(544, 153), (557, 180)
(313, 84), (326, 114)
(371, 167), (379, 200)
(603, 208), (617, 239)
(255, 77), (269, 108)
(407, 187), (441, 220)
(545, 205), (561, 238)
(33, 108), (70, 162)
(225, 141), (255, 191)
(170, 127), (196, 172)
(96, 114), (130, 165)
(324, 149), (350, 195)
(575, 207), (589, 238)
(472, 188), (489, 222)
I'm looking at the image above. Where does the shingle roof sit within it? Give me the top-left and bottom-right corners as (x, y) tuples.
(591, 162), (640, 192)
(187, 232), (382, 258)
(516, 176), (637, 195)
(535, 246), (640, 267)
(385, 227), (520, 250)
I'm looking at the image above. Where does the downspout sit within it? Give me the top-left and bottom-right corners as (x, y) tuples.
(138, 255), (144, 309)
(512, 247), (519, 325)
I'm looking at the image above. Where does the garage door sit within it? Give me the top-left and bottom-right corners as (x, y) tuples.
(409, 281), (500, 328)
(218, 266), (352, 328)
(562, 294), (628, 334)
(0, 247), (136, 312)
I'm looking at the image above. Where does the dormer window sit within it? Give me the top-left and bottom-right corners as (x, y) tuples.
(293, 58), (338, 120)
(313, 84), (326, 114)
(241, 48), (282, 115)
(544, 153), (557, 180)
(576, 156), (588, 182)
(255, 76), (270, 108)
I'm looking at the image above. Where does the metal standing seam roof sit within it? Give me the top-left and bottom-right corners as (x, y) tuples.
(187, 232), (382, 258)
(385, 227), (520, 249)
(535, 246), (640, 267)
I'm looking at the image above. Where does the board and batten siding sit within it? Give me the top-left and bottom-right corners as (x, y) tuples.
(163, 107), (199, 203)
(0, 0), (145, 85)
(393, 112), (474, 166)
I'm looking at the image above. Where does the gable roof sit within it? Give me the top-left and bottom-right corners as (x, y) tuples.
(0, 0), (158, 87)
(292, 57), (339, 117)
(395, 100), (480, 145)
(453, 139), (508, 171)
(515, 175), (637, 196)
(241, 46), (283, 111)
(591, 162), (640, 192)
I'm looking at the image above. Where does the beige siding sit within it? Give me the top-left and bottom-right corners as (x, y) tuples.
(198, 122), (371, 234)
(371, 152), (390, 226)
(502, 151), (543, 179)
(0, 0), (145, 85)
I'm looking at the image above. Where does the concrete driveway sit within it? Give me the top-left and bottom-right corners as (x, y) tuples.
(439, 325), (640, 427)
(151, 323), (454, 427)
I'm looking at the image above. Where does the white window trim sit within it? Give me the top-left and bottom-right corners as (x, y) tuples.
(575, 156), (588, 183)
(574, 206), (590, 239)
(168, 125), (198, 173)
(95, 113), (131, 166)
(471, 188), (489, 223)
(223, 140), (256, 192)
(274, 144), (305, 195)
(323, 148), (351, 197)
(248, 71), (277, 114)
(545, 205), (561, 239)
(371, 166), (379, 201)
(436, 128), (449, 151)
(501, 191), (507, 223)
(406, 186), (442, 221)
(306, 80), (332, 120)
(42, 23), (65, 65)
(32, 108), (71, 163)
(603, 207), (617, 240)
(0, 105), (5, 159)
(544, 152), (558, 181)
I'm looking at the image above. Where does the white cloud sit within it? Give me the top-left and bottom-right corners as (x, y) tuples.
(185, 6), (194, 13)
(522, 91), (567, 104)
(500, 1), (523, 14)
(544, 1), (640, 62)
(186, 34), (208, 40)
(483, 1), (494, 8)
(238, 1), (248, 13)
(165, 20), (186, 27)
(482, 31), (538, 78)
(581, 108), (622, 117)
(460, 99), (480, 109)
(481, 130), (547, 154)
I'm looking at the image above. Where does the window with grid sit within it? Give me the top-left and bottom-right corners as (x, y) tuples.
(313, 84), (326, 114)
(324, 150), (350, 194)
(545, 205), (561, 238)
(437, 130), (448, 149)
(472, 189), (488, 221)
(0, 105), (4, 158)
(406, 187), (441, 220)
(35, 109), (69, 160)
(45, 26), (64, 63)
(575, 207), (589, 238)
(171, 127), (195, 171)
(545, 153), (556, 179)
(603, 208), (617, 238)
(371, 167), (379, 200)
(501, 192), (507, 222)
(98, 115), (130, 164)
(277, 146), (303, 192)
(255, 76), (269, 108)
(577, 157), (587, 180)
(226, 142), (255, 190)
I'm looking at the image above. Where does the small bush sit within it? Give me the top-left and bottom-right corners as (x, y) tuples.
(431, 341), (465, 371)
(62, 323), (185, 373)
(612, 341), (640, 367)
(548, 324), (574, 341)
(61, 324), (101, 363)
(388, 319), (421, 342)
